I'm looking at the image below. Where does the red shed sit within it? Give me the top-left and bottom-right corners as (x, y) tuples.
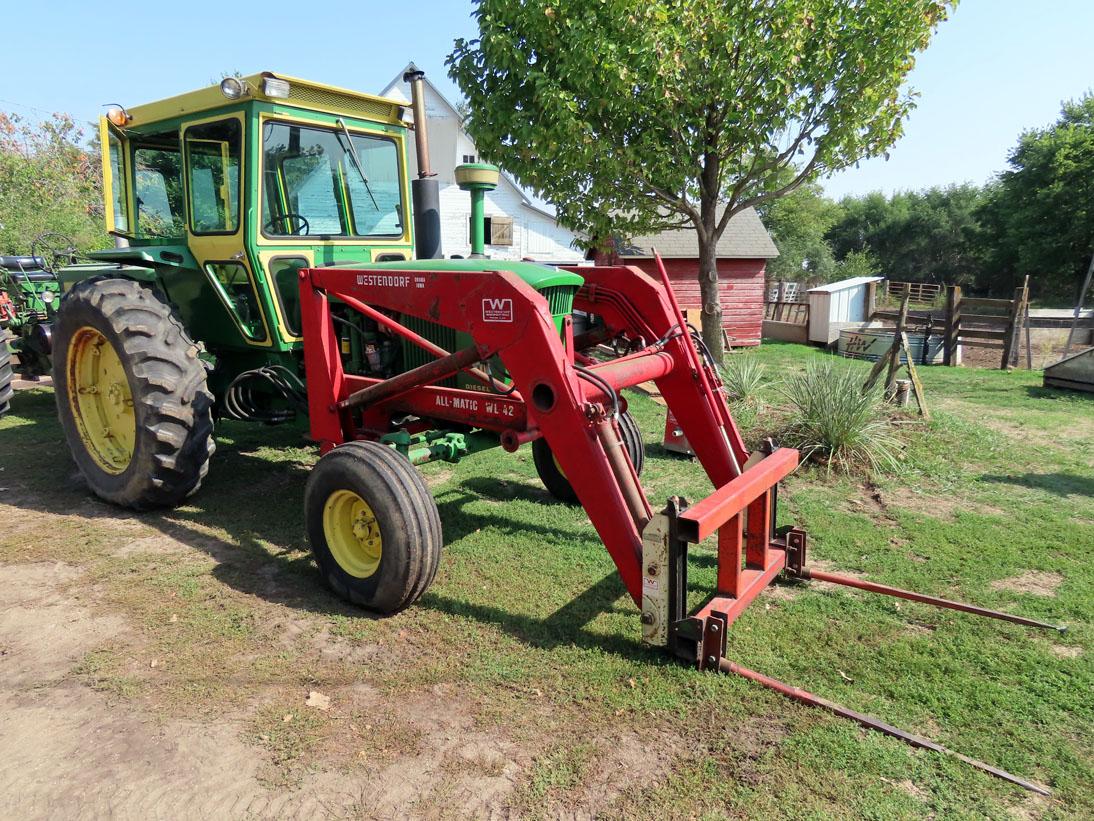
(594, 208), (779, 346)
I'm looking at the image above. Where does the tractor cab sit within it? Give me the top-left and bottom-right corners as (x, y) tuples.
(93, 72), (415, 356)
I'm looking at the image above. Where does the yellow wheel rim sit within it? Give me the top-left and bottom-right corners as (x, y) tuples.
(66, 326), (135, 475)
(552, 452), (567, 478)
(323, 489), (383, 578)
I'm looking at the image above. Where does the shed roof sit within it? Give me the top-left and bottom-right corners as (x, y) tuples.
(806, 276), (885, 293)
(614, 208), (779, 260)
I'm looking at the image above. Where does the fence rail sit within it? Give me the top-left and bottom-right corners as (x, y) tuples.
(764, 301), (809, 324)
(865, 283), (1031, 369)
(886, 281), (944, 304)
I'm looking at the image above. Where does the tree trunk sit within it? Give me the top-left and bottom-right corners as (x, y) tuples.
(697, 235), (725, 363)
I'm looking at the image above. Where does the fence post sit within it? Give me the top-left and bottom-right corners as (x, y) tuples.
(944, 285), (961, 366)
(1014, 275), (1031, 369)
(1001, 285), (1024, 369)
(884, 296), (910, 393)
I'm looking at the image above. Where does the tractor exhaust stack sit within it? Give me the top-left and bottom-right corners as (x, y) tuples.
(404, 69), (442, 259)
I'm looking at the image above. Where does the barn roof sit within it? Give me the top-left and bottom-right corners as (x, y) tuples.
(615, 208), (779, 260)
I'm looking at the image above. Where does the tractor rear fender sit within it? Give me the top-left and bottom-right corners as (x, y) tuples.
(56, 264), (159, 290)
(60, 246), (200, 291)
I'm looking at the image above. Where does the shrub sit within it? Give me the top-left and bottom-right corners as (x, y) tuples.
(778, 360), (901, 474)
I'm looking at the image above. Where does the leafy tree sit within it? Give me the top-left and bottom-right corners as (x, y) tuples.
(449, 0), (956, 360)
(978, 94), (1094, 300)
(827, 184), (986, 286)
(0, 112), (105, 255)
(758, 181), (841, 284)
(835, 247), (881, 280)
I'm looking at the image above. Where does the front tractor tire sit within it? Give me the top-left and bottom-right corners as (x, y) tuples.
(533, 409), (645, 503)
(305, 442), (443, 615)
(52, 279), (215, 509)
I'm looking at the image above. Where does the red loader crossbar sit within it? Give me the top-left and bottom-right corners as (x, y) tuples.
(297, 254), (1061, 795)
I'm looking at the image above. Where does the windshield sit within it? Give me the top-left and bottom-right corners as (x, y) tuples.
(262, 120), (404, 238)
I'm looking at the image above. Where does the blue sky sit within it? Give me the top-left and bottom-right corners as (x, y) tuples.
(3, 0), (1091, 200)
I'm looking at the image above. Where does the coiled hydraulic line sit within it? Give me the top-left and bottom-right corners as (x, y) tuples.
(223, 365), (308, 424)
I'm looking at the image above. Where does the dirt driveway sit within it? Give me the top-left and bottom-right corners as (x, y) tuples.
(0, 389), (667, 820)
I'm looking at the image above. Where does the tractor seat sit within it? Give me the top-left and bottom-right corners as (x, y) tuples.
(0, 256), (56, 281)
(0, 255), (46, 270)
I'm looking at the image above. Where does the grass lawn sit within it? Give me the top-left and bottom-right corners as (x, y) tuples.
(0, 341), (1090, 818)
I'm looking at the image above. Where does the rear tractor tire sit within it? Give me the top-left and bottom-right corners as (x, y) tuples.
(52, 278), (215, 509)
(0, 333), (13, 417)
(305, 441), (443, 615)
(533, 409), (645, 503)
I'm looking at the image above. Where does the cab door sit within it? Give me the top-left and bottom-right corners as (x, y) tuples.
(182, 113), (273, 347)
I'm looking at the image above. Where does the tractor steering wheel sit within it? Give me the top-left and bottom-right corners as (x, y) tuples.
(264, 213), (311, 236)
(30, 232), (78, 273)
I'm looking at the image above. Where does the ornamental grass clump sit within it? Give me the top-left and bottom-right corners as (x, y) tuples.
(721, 354), (767, 403)
(778, 360), (901, 474)
(720, 354), (769, 432)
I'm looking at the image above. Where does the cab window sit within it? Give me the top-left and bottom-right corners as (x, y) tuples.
(205, 262), (264, 340)
(345, 139), (402, 236)
(133, 132), (185, 238)
(268, 257), (308, 336)
(185, 119), (242, 234)
(107, 130), (130, 233)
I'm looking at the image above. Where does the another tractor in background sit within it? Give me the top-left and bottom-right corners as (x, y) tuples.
(0, 234), (75, 415)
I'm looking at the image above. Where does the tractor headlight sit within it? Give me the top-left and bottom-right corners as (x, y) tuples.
(41, 290), (55, 305)
(220, 77), (249, 100)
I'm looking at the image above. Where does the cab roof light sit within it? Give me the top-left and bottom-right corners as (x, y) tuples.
(262, 77), (291, 99)
(220, 77), (251, 100)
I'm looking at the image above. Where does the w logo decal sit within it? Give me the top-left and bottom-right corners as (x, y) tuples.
(482, 298), (514, 323)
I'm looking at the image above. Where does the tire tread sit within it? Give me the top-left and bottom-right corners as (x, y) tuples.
(53, 278), (215, 509)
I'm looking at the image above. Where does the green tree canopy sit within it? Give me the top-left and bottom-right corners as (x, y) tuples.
(758, 181), (842, 283)
(0, 113), (105, 255)
(449, 0), (956, 359)
(826, 184), (987, 285)
(978, 94), (1094, 299)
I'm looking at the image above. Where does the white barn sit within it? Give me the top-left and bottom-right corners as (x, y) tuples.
(380, 64), (586, 265)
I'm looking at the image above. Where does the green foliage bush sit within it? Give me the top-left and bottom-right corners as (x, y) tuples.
(0, 112), (106, 255)
(778, 360), (901, 474)
(721, 353), (769, 432)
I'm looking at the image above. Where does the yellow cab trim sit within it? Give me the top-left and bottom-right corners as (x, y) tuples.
(124, 73), (404, 129)
(182, 110), (274, 348)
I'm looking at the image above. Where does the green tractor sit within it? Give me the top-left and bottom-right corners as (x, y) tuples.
(0, 235), (75, 414)
(29, 71), (633, 526)
(34, 71), (435, 504)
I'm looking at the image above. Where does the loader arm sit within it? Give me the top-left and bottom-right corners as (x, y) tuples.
(298, 262), (781, 608)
